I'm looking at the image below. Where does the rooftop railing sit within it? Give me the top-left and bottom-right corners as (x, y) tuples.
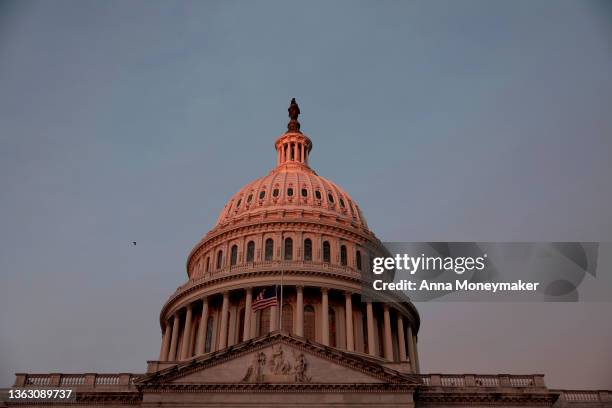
(15, 373), (141, 390)
(419, 374), (545, 388)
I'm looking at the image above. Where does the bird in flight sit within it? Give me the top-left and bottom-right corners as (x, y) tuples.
(132, 242), (137, 246)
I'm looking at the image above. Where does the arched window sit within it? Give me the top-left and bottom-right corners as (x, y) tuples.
(287, 187), (294, 197)
(205, 316), (214, 352)
(265, 238), (274, 261)
(258, 308), (271, 337)
(329, 308), (337, 347)
(327, 193), (334, 203)
(303, 238), (312, 261)
(356, 250), (362, 270)
(246, 241), (255, 262)
(339, 198), (345, 208)
(230, 245), (238, 266)
(304, 305), (315, 341)
(247, 194), (253, 203)
(259, 190), (266, 200)
(340, 245), (347, 266)
(315, 190), (321, 200)
(284, 237), (293, 260)
(323, 241), (331, 263)
(301, 188), (308, 197)
(236, 198), (242, 208)
(273, 188), (279, 197)
(216, 250), (223, 269)
(281, 304), (293, 333)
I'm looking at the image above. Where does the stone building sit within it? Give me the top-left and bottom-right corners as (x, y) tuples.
(4, 100), (611, 408)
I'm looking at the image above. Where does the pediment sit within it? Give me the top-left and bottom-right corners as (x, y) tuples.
(137, 333), (419, 387)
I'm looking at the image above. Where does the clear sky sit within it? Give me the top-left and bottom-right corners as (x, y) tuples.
(1, 0), (611, 389)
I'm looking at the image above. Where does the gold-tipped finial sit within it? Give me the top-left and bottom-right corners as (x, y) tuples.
(287, 98), (301, 132)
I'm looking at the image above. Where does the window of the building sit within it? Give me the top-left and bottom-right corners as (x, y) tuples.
(230, 244), (238, 266)
(304, 305), (315, 341)
(259, 190), (266, 200)
(265, 238), (274, 261)
(301, 188), (308, 197)
(216, 250), (223, 269)
(284, 237), (293, 260)
(340, 245), (347, 266)
(205, 316), (214, 352)
(323, 241), (331, 263)
(287, 188), (294, 197)
(247, 194), (253, 203)
(329, 309), (337, 347)
(356, 250), (362, 270)
(236, 199), (242, 208)
(339, 198), (345, 208)
(205, 256), (210, 273)
(378, 320), (384, 356)
(315, 190), (322, 200)
(281, 304), (293, 333)
(273, 188), (279, 197)
(327, 193), (334, 203)
(258, 308), (271, 337)
(246, 241), (255, 262)
(238, 308), (245, 342)
(303, 238), (312, 261)
(362, 312), (368, 353)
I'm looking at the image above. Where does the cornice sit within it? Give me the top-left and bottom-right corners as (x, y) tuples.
(415, 390), (559, 406)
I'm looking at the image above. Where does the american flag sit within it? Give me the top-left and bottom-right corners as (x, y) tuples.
(252, 286), (278, 311)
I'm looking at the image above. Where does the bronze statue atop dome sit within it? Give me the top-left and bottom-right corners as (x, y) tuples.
(287, 98), (301, 132)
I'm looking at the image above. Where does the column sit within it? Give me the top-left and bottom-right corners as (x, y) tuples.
(180, 304), (193, 360)
(270, 305), (278, 331)
(218, 292), (230, 349)
(397, 315), (407, 361)
(407, 324), (417, 373)
(160, 322), (171, 361)
(383, 305), (393, 360)
(296, 286), (304, 337)
(243, 288), (252, 340)
(278, 146), (282, 165)
(196, 297), (209, 355)
(321, 288), (329, 346)
(344, 292), (354, 351)
(168, 313), (180, 361)
(366, 302), (376, 356)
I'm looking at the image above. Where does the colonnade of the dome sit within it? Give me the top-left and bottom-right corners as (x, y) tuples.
(158, 285), (420, 372)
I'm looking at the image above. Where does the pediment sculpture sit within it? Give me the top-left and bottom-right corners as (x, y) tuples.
(242, 345), (311, 383)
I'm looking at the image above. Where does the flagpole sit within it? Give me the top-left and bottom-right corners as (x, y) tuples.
(279, 233), (284, 333)
(279, 269), (283, 332)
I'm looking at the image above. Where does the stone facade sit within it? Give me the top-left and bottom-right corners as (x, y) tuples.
(3, 100), (610, 408)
